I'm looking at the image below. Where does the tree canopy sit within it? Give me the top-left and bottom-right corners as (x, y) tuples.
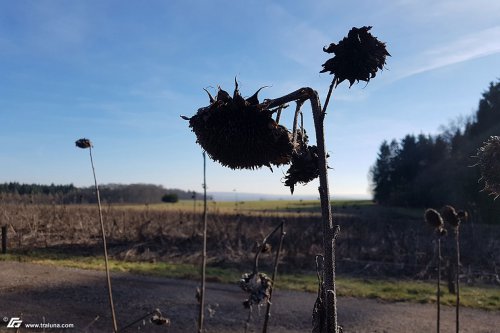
(370, 80), (500, 224)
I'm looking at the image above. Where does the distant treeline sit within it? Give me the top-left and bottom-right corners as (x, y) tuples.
(370, 80), (500, 224)
(0, 182), (204, 204)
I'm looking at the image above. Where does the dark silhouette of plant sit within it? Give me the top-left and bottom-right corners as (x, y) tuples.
(424, 208), (447, 333)
(197, 152), (208, 333)
(75, 138), (118, 332)
(475, 136), (500, 198)
(183, 26), (388, 333)
(239, 221), (285, 333)
(262, 222), (286, 333)
(440, 205), (467, 333)
(118, 308), (170, 332)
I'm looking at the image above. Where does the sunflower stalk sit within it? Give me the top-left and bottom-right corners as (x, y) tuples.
(90, 147), (118, 333)
(292, 100), (305, 147)
(322, 78), (336, 114)
(253, 221), (285, 274)
(267, 87), (340, 333)
(262, 222), (286, 333)
(437, 236), (442, 333)
(455, 227), (460, 333)
(75, 139), (118, 333)
(198, 152), (208, 333)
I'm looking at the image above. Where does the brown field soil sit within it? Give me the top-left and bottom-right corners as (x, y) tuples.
(0, 261), (499, 333)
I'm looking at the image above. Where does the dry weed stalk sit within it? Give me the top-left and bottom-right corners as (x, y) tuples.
(75, 138), (118, 332)
(263, 221), (286, 333)
(240, 221), (285, 333)
(424, 208), (446, 333)
(118, 309), (170, 332)
(440, 205), (467, 333)
(197, 151), (208, 333)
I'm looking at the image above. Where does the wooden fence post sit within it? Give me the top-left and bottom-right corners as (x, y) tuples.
(1, 225), (7, 254)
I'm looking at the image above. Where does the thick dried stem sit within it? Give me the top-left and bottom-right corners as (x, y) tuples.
(437, 237), (441, 333)
(266, 88), (339, 333)
(455, 228), (460, 333)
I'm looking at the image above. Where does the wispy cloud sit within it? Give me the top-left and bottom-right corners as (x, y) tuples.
(392, 26), (500, 81)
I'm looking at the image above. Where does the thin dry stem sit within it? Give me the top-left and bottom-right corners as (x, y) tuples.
(262, 222), (286, 333)
(198, 152), (208, 333)
(89, 147), (118, 333)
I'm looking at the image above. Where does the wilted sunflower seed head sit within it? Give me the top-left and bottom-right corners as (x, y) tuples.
(321, 26), (390, 87)
(184, 81), (295, 170)
(239, 272), (272, 308)
(424, 208), (444, 230)
(475, 136), (500, 198)
(457, 210), (468, 221)
(150, 309), (170, 326)
(75, 138), (92, 149)
(284, 144), (323, 194)
(441, 205), (460, 228)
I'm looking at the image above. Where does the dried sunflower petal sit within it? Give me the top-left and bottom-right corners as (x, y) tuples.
(321, 26), (390, 87)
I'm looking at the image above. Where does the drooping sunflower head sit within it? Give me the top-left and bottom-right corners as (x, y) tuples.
(441, 205), (460, 228)
(284, 144), (322, 194)
(475, 136), (500, 198)
(239, 272), (272, 308)
(321, 26), (390, 87)
(75, 138), (92, 149)
(424, 208), (444, 230)
(184, 82), (296, 170)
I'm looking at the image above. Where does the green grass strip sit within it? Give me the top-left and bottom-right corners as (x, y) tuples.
(1, 253), (499, 311)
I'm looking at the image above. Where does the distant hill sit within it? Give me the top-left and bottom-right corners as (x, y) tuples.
(0, 182), (205, 204)
(208, 191), (370, 202)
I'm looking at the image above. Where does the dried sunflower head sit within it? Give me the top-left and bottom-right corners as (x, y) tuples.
(475, 136), (500, 198)
(284, 145), (322, 194)
(424, 208), (444, 231)
(321, 26), (390, 87)
(239, 272), (272, 308)
(150, 309), (170, 326)
(75, 138), (92, 149)
(441, 205), (460, 228)
(184, 81), (296, 170)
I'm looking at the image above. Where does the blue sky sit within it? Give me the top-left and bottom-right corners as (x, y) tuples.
(1, 1), (499, 199)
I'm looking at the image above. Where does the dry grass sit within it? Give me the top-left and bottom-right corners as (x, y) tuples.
(1, 201), (499, 281)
